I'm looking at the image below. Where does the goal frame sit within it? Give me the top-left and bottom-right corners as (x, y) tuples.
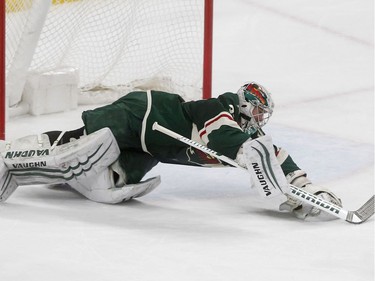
(0, 0), (5, 140)
(0, 0), (213, 140)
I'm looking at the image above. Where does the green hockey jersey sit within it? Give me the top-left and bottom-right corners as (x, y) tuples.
(82, 90), (299, 183)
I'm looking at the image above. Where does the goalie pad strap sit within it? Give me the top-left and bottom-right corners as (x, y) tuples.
(286, 170), (311, 188)
(275, 147), (289, 165)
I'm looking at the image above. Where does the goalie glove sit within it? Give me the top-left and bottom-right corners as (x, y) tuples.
(279, 170), (342, 220)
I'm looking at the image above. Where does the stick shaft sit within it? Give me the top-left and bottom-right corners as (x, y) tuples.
(152, 122), (243, 169)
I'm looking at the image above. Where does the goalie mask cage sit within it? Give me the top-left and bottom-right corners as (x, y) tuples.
(0, 0), (213, 140)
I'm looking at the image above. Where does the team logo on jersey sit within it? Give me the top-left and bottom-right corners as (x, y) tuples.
(186, 147), (222, 166)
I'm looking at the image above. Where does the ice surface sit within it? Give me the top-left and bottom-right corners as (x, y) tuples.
(1, 1), (374, 281)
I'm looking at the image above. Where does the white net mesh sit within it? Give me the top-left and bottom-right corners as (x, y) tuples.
(6, 0), (206, 105)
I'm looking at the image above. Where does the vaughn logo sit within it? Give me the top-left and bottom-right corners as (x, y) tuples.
(290, 187), (340, 214)
(252, 162), (272, 196)
(4, 149), (49, 159)
(12, 161), (47, 169)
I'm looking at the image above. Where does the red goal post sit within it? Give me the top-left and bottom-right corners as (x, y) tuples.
(0, 0), (5, 140)
(1, 0), (213, 140)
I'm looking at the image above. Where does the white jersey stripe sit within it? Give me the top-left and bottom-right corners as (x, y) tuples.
(198, 112), (241, 144)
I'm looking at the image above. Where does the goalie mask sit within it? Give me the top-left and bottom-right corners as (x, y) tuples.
(237, 82), (274, 134)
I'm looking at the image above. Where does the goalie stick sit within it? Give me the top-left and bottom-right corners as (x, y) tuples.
(152, 122), (374, 224)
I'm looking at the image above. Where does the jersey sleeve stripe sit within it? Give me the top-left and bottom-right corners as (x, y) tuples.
(141, 90), (152, 155)
(199, 112), (240, 142)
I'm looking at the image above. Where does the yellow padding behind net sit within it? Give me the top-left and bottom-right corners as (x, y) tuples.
(6, 0), (80, 13)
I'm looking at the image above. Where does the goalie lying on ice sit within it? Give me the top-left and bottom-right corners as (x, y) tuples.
(0, 82), (342, 220)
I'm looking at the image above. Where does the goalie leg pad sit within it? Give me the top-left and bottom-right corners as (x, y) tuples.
(69, 165), (160, 204)
(0, 152), (18, 202)
(96, 176), (161, 204)
(0, 128), (120, 201)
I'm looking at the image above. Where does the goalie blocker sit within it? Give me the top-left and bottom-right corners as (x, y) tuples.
(241, 136), (288, 198)
(0, 128), (160, 203)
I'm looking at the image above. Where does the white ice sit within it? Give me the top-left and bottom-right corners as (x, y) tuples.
(1, 0), (374, 281)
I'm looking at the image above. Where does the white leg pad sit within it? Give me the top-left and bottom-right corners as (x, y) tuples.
(0, 128), (120, 202)
(0, 153), (18, 202)
(76, 175), (161, 204)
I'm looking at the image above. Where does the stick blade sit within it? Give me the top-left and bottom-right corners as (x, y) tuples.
(346, 195), (374, 224)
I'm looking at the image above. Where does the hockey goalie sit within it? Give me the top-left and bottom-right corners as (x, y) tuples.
(0, 82), (342, 220)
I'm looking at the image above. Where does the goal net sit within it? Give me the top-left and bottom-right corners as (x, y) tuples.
(3, 0), (212, 120)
